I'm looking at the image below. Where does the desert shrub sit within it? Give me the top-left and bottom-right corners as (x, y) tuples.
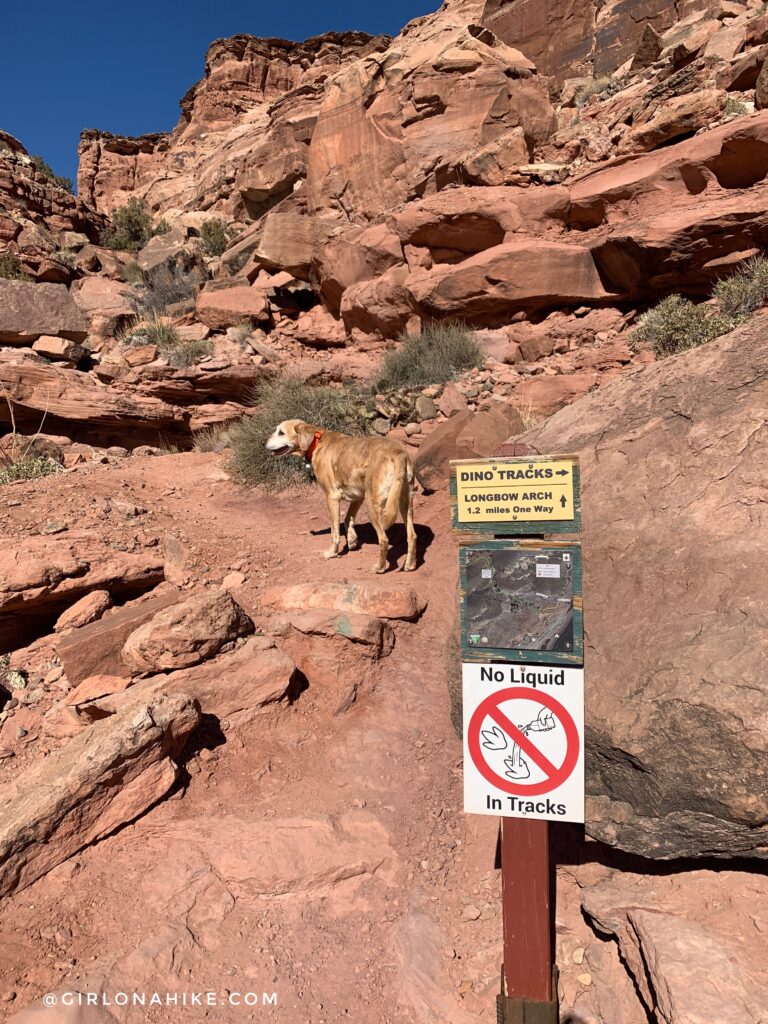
(632, 295), (739, 357)
(200, 218), (231, 256)
(228, 321), (252, 347)
(135, 263), (201, 316)
(131, 316), (212, 367)
(31, 155), (73, 192)
(101, 198), (162, 252)
(0, 251), (31, 280)
(375, 321), (484, 391)
(228, 376), (369, 489)
(713, 256), (768, 318)
(193, 424), (231, 453)
(575, 76), (616, 107)
(54, 248), (75, 268)
(0, 454), (61, 486)
(725, 97), (749, 117)
(122, 260), (144, 285)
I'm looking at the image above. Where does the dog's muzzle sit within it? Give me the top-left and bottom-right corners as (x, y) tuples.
(267, 443), (293, 457)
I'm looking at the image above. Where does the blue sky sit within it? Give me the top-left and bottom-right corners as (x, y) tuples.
(1, 0), (437, 190)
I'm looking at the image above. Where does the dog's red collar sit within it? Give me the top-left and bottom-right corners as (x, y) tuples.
(304, 430), (323, 464)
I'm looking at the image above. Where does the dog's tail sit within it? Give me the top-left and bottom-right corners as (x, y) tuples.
(382, 450), (413, 530)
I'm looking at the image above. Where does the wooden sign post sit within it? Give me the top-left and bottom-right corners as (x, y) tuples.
(451, 453), (585, 1024)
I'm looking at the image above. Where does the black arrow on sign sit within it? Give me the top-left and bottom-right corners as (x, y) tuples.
(555, 470), (569, 476)
(560, 495), (567, 508)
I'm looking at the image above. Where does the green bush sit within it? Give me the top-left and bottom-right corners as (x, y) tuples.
(101, 198), (160, 252)
(131, 316), (213, 368)
(713, 256), (768, 318)
(228, 376), (369, 489)
(632, 295), (739, 357)
(0, 455), (62, 486)
(200, 218), (231, 256)
(725, 97), (749, 117)
(31, 155), (73, 192)
(375, 321), (484, 391)
(0, 251), (31, 280)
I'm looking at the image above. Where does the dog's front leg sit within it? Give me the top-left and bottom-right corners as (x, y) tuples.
(323, 493), (342, 559)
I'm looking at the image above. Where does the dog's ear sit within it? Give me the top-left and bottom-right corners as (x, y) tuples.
(294, 422), (317, 453)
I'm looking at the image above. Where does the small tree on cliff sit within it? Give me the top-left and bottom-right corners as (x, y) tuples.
(101, 198), (157, 252)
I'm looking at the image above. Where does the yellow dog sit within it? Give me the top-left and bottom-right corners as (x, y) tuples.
(266, 419), (417, 573)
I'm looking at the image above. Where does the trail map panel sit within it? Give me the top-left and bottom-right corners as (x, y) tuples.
(450, 455), (580, 535)
(463, 663), (585, 822)
(459, 541), (583, 665)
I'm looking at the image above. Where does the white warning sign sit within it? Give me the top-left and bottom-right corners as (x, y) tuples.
(463, 663), (584, 823)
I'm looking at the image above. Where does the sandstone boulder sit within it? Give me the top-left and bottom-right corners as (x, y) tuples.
(195, 279), (270, 329)
(261, 582), (426, 621)
(292, 305), (347, 348)
(31, 335), (87, 365)
(525, 314), (768, 858)
(407, 241), (615, 322)
(0, 280), (88, 344)
(90, 638), (296, 728)
(271, 608), (395, 713)
(757, 57), (768, 109)
(122, 589), (254, 673)
(56, 590), (182, 685)
(620, 89), (727, 154)
(71, 275), (137, 335)
(581, 870), (768, 1022)
(0, 693), (200, 897)
(0, 533), (166, 654)
(437, 382), (468, 418)
(413, 406), (524, 491)
(54, 590), (112, 632)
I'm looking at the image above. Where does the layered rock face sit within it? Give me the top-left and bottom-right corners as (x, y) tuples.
(77, 31), (391, 217)
(0, 133), (104, 281)
(480, 0), (723, 79)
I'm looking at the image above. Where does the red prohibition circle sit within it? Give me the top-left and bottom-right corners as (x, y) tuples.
(467, 687), (580, 797)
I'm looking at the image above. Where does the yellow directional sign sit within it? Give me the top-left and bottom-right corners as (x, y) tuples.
(450, 455), (580, 533)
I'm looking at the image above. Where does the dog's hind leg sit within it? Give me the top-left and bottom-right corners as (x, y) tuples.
(344, 498), (363, 551)
(323, 493), (342, 559)
(401, 485), (417, 572)
(368, 501), (390, 574)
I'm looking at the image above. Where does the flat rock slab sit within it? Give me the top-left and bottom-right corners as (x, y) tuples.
(0, 693), (200, 897)
(261, 581), (427, 620)
(91, 637), (296, 727)
(582, 869), (768, 1024)
(0, 532), (166, 654)
(0, 280), (88, 344)
(56, 590), (181, 686)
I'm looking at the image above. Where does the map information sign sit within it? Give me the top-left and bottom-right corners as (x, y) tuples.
(459, 541), (583, 665)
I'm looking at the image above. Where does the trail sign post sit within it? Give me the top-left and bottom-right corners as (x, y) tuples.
(450, 455), (580, 534)
(451, 452), (584, 1024)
